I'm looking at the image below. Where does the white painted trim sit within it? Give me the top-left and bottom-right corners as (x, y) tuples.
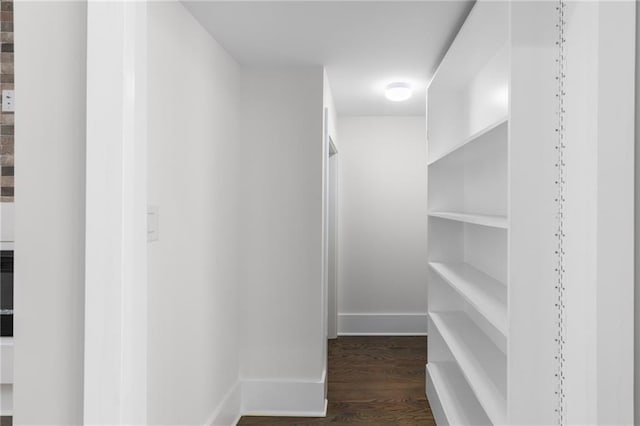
(338, 313), (428, 336)
(241, 370), (327, 418)
(327, 149), (339, 340)
(205, 381), (242, 426)
(322, 107), (330, 346)
(84, 2), (148, 424)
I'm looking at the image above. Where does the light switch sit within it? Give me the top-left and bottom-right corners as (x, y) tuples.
(147, 205), (159, 242)
(2, 90), (14, 112)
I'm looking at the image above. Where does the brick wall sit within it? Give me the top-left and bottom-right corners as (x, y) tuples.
(1, 0), (13, 202)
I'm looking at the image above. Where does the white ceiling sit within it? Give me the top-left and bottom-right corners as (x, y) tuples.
(183, 1), (474, 116)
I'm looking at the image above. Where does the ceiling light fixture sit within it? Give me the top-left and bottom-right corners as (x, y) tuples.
(385, 82), (412, 102)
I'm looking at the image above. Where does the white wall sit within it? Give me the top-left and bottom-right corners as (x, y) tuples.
(239, 67), (326, 414)
(337, 116), (428, 335)
(12, 3), (334, 421)
(147, 3), (242, 424)
(13, 2), (87, 424)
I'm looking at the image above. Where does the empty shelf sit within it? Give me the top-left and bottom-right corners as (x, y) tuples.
(427, 362), (491, 426)
(429, 211), (508, 229)
(430, 311), (506, 425)
(429, 262), (507, 336)
(428, 118), (508, 166)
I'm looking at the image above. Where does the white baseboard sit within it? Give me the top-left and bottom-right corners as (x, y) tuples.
(338, 313), (428, 336)
(205, 371), (328, 424)
(205, 380), (242, 426)
(241, 369), (327, 417)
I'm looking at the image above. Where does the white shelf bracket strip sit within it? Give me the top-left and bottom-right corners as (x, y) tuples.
(554, 1), (567, 424)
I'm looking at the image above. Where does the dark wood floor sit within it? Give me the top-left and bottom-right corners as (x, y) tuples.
(238, 336), (435, 425)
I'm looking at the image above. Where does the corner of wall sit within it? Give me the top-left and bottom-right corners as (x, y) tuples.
(204, 371), (329, 426)
(241, 369), (327, 418)
(205, 381), (242, 426)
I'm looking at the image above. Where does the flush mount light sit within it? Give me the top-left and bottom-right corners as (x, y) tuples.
(385, 82), (412, 102)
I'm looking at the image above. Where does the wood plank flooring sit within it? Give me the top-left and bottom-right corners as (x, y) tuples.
(238, 336), (435, 425)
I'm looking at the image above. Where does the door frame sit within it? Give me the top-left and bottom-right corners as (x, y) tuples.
(322, 107), (339, 344)
(327, 138), (338, 339)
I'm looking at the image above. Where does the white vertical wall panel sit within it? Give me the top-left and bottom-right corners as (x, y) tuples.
(13, 2), (87, 423)
(239, 67), (326, 384)
(509, 3), (558, 422)
(84, 2), (148, 423)
(592, 2), (635, 424)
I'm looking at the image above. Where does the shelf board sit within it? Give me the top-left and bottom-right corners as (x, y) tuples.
(428, 211), (508, 229)
(428, 117), (508, 166)
(430, 311), (506, 425)
(430, 262), (507, 337)
(427, 362), (491, 426)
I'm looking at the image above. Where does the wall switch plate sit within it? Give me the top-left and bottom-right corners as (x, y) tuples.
(147, 205), (159, 242)
(2, 90), (14, 112)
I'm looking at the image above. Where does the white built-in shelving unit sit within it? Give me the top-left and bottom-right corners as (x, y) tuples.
(426, 1), (509, 424)
(426, 1), (636, 424)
